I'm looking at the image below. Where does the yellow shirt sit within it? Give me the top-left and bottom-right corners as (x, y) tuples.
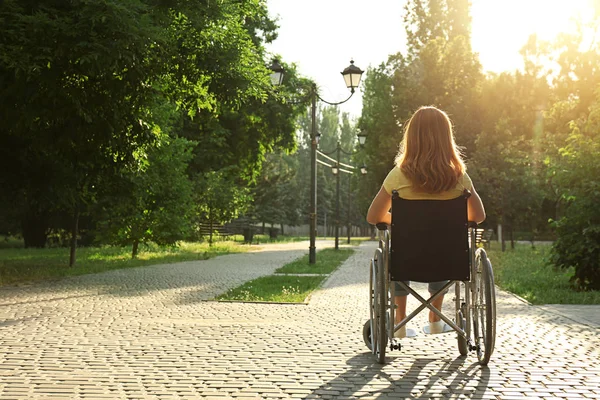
(382, 167), (473, 200)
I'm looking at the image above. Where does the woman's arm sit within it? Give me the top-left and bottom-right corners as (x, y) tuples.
(366, 186), (392, 225)
(467, 186), (486, 223)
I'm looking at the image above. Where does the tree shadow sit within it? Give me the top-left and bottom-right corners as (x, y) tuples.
(304, 352), (491, 399)
(0, 317), (35, 327)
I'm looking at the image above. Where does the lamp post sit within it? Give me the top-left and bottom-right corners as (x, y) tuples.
(347, 163), (368, 244)
(325, 141), (367, 249)
(269, 59), (363, 263)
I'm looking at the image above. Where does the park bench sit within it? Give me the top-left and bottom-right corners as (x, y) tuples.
(474, 228), (494, 249)
(198, 222), (232, 242)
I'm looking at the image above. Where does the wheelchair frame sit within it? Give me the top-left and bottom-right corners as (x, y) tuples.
(363, 221), (497, 366)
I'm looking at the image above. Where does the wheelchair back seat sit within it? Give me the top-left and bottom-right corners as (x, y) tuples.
(390, 189), (471, 283)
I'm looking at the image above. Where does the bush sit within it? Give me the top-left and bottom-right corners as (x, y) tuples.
(549, 115), (600, 291)
(550, 198), (600, 291)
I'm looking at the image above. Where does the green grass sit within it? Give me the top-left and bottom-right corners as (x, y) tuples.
(276, 248), (354, 274)
(487, 243), (600, 305)
(216, 247), (356, 303)
(214, 275), (327, 303)
(0, 241), (250, 287)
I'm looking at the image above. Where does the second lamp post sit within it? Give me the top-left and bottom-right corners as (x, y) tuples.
(327, 140), (367, 250)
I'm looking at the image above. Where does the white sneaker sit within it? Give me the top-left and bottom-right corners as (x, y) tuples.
(423, 320), (453, 334)
(394, 325), (417, 338)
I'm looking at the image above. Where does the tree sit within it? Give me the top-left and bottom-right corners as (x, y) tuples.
(96, 138), (192, 258)
(193, 168), (251, 245)
(0, 0), (299, 261)
(527, 12), (600, 288)
(251, 151), (304, 231)
(94, 137), (195, 259)
(470, 70), (550, 245)
(548, 100), (600, 290)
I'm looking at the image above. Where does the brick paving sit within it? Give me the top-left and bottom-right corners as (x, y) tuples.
(0, 240), (599, 399)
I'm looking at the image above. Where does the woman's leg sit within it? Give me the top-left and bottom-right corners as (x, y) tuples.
(428, 280), (449, 322)
(395, 295), (407, 323)
(393, 281), (412, 338)
(429, 295), (444, 322)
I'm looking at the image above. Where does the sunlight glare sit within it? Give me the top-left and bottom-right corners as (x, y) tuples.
(471, 0), (597, 72)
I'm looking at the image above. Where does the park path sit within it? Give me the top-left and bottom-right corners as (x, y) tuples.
(0, 240), (599, 399)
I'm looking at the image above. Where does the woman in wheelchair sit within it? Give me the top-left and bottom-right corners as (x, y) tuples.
(366, 106), (486, 338)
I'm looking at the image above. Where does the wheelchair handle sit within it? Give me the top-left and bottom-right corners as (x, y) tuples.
(375, 223), (388, 231)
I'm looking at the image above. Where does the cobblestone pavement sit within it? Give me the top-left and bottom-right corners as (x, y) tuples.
(1, 241), (599, 399)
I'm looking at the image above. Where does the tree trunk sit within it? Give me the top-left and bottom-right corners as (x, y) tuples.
(280, 223), (284, 235)
(509, 224), (515, 250)
(498, 223), (505, 252)
(132, 239), (139, 259)
(69, 210), (80, 267)
(22, 213), (49, 248)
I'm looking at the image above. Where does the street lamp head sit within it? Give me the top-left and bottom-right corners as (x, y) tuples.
(332, 164), (339, 175)
(357, 129), (367, 147)
(360, 165), (368, 175)
(269, 59), (284, 86)
(341, 60), (363, 93)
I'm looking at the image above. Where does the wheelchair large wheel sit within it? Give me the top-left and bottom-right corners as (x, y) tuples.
(374, 248), (387, 363)
(472, 249), (496, 365)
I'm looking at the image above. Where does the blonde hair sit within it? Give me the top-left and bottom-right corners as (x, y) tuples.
(394, 106), (466, 193)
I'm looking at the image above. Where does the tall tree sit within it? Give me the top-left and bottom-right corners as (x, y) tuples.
(94, 137), (195, 259)
(0, 0), (298, 259)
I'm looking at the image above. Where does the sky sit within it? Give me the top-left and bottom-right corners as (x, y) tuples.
(265, 0), (596, 118)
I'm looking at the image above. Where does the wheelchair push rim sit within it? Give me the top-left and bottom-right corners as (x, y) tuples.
(472, 248), (496, 365)
(374, 248), (387, 363)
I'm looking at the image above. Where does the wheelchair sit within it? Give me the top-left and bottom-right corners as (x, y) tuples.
(363, 190), (496, 365)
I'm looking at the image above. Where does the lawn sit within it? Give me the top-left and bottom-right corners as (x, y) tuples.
(214, 275), (327, 303)
(0, 241), (251, 287)
(275, 248), (354, 274)
(487, 243), (600, 305)
(215, 247), (356, 303)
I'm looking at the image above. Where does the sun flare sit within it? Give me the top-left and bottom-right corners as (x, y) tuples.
(471, 0), (598, 72)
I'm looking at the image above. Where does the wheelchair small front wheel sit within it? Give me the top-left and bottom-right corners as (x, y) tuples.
(473, 249), (496, 365)
(362, 319), (372, 350)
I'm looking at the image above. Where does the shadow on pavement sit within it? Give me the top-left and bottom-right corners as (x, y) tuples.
(305, 352), (491, 399)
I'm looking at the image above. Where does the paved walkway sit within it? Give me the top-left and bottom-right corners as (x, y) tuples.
(0, 240), (599, 399)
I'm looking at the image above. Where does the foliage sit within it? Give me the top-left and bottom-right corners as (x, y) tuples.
(94, 137), (195, 258)
(358, 0), (483, 215)
(251, 151), (304, 227)
(468, 71), (549, 234)
(548, 104), (600, 290)
(193, 168), (252, 243)
(0, 0), (303, 261)
(536, 15), (600, 290)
